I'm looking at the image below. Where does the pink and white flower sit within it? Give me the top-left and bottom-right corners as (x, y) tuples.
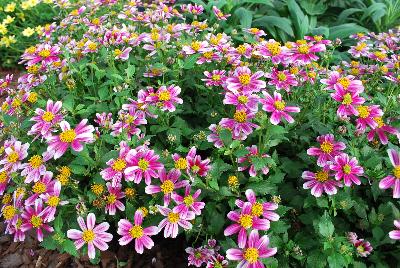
(67, 213), (113, 259)
(104, 183), (125, 215)
(265, 69), (298, 92)
(226, 66), (265, 93)
(202, 70), (226, 87)
(0, 140), (29, 172)
(21, 199), (54, 242)
(237, 145), (270, 177)
(330, 88), (365, 118)
(147, 85), (183, 112)
(236, 189), (279, 223)
(157, 205), (195, 238)
(223, 91), (259, 112)
(20, 154), (47, 183)
(389, 220), (400, 240)
(260, 91), (300, 125)
(220, 110), (259, 140)
(100, 141), (131, 186)
(302, 168), (342, 197)
(330, 154), (364, 187)
(307, 134), (346, 167)
(212, 6), (231, 20)
(379, 149), (400, 198)
(41, 181), (68, 221)
(172, 185), (205, 216)
(28, 100), (63, 139)
(367, 117), (398, 145)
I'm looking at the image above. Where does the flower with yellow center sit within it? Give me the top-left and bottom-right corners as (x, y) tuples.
(46, 196), (60, 207)
(27, 65), (39, 74)
(373, 117), (384, 128)
(244, 247), (259, 264)
(82, 230), (95, 242)
(92, 18), (100, 25)
(238, 73), (251, 85)
(343, 164), (352, 174)
(114, 49), (122, 57)
(183, 195), (194, 206)
(138, 159), (149, 171)
(342, 93), (353, 105)
(125, 188), (136, 198)
(203, 51), (213, 59)
(139, 207), (148, 217)
(38, 49), (51, 58)
(11, 98), (21, 108)
(355, 43), (367, 51)
(41, 111), (55, 122)
(33, 182), (46, 194)
(277, 72), (287, 81)
(2, 205), (16, 220)
(2, 194), (11, 205)
(266, 42), (281, 56)
(237, 45), (246, 55)
(211, 74), (221, 81)
(0, 171), (8, 183)
(7, 151), (19, 163)
(88, 42), (97, 51)
(59, 129), (76, 143)
(234, 110), (247, 123)
(28, 155), (42, 169)
(320, 141), (333, 153)
(22, 27), (35, 37)
(174, 158), (188, 170)
(356, 106), (370, 119)
(315, 170), (329, 182)
(238, 214), (253, 229)
(30, 215), (43, 228)
(160, 180), (174, 194)
(59, 166), (71, 177)
(28, 92), (38, 103)
(274, 100), (285, 111)
(191, 165), (200, 173)
(251, 203), (263, 217)
(297, 44), (310, 54)
(191, 41), (201, 51)
(129, 225), (144, 238)
(155, 89), (171, 101)
(91, 184), (104, 196)
(238, 95), (248, 104)
(337, 77), (350, 89)
(393, 166), (400, 179)
(106, 194), (117, 204)
(168, 212), (180, 223)
(15, 187), (25, 198)
(112, 158), (126, 171)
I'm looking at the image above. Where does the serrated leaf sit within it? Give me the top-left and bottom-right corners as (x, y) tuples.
(318, 211), (334, 237)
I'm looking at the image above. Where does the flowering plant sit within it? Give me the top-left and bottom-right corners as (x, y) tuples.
(0, 0), (400, 267)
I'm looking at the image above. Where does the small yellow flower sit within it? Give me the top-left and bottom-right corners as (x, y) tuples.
(21, 1), (30, 9)
(3, 16), (15, 25)
(35, 25), (43, 34)
(5, 3), (16, 13)
(22, 27), (35, 37)
(0, 24), (7, 35)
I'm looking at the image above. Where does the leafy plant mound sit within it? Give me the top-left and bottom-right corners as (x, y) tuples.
(0, 1), (399, 267)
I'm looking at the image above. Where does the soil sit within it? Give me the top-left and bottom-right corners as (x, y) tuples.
(0, 224), (189, 268)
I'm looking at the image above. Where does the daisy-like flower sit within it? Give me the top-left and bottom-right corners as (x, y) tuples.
(389, 220), (400, 240)
(117, 210), (158, 253)
(236, 189), (279, 223)
(182, 41), (210, 55)
(186, 246), (213, 267)
(245, 28), (266, 38)
(111, 108), (147, 138)
(20, 199), (54, 242)
(330, 87), (365, 118)
(223, 91), (259, 112)
(45, 119), (95, 160)
(100, 141), (131, 186)
(172, 147), (211, 180)
(41, 181), (68, 222)
(0, 140), (29, 172)
(290, 41), (326, 64)
(202, 70), (226, 87)
(67, 213), (113, 259)
(355, 105), (383, 133)
(28, 100), (63, 139)
(104, 182), (125, 215)
(207, 124), (224, 148)
(237, 145), (270, 177)
(379, 149), (400, 198)
(330, 154), (364, 187)
(220, 110), (259, 140)
(145, 168), (189, 205)
(349, 42), (370, 58)
(302, 168), (342, 197)
(212, 6), (231, 20)
(25, 171), (55, 206)
(114, 47), (132, 61)
(224, 202), (270, 248)
(20, 154), (47, 183)
(147, 85), (183, 112)
(226, 66), (265, 93)
(226, 230), (277, 268)
(157, 205), (195, 238)
(260, 91), (300, 125)
(307, 134), (346, 167)
(125, 147), (164, 185)
(206, 254), (229, 268)
(265, 69), (298, 92)
(367, 117), (398, 145)
(0, 171), (10, 195)
(321, 72), (364, 93)
(354, 239), (373, 257)
(254, 39), (287, 64)
(172, 185), (205, 216)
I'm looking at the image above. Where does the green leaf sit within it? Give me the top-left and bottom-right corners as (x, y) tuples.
(220, 129), (232, 146)
(318, 211), (334, 237)
(252, 16), (294, 37)
(329, 23), (368, 40)
(98, 87), (109, 100)
(63, 239), (79, 257)
(234, 7), (253, 29)
(63, 94), (75, 112)
(126, 64), (136, 77)
(54, 214), (63, 232)
(327, 253), (346, 268)
(183, 54), (200, 69)
(287, 0), (309, 38)
(41, 235), (57, 250)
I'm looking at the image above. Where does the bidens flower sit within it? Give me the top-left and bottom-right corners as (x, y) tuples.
(379, 149), (400, 198)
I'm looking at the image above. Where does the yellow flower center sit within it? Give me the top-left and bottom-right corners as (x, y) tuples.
(112, 158), (126, 171)
(357, 106), (370, 119)
(158, 91), (171, 101)
(290, 66), (299, 74)
(114, 49), (122, 56)
(315, 171), (329, 182)
(168, 212), (180, 223)
(138, 159), (149, 171)
(238, 214), (253, 229)
(274, 100), (286, 111)
(7, 151), (19, 163)
(107, 194), (117, 204)
(238, 73), (251, 85)
(277, 72), (287, 81)
(251, 202), (263, 217)
(266, 42), (281, 56)
(125, 188), (136, 198)
(174, 158), (188, 170)
(373, 117), (384, 128)
(320, 141), (333, 153)
(338, 77), (350, 89)
(92, 18), (100, 25)
(11, 98), (21, 108)
(28, 92), (38, 103)
(29, 155), (43, 168)
(129, 225), (144, 238)
(46, 196), (60, 207)
(139, 207), (148, 217)
(33, 182), (46, 194)
(191, 41), (201, 51)
(191, 165), (200, 173)
(355, 43), (366, 51)
(160, 180), (174, 194)
(0, 171), (8, 183)
(357, 245), (365, 253)
(234, 110), (247, 123)
(244, 247), (259, 264)
(237, 45), (246, 55)
(82, 230), (95, 242)
(88, 42), (97, 51)
(238, 95), (248, 104)
(394, 166), (400, 179)
(27, 65), (40, 74)
(314, 35), (323, 41)
(342, 93), (353, 105)
(59, 166), (71, 176)
(183, 195), (194, 206)
(91, 184), (104, 195)
(2, 205), (16, 220)
(343, 164), (352, 174)
(30, 215), (43, 228)
(212, 74), (221, 81)
(374, 51), (386, 60)
(57, 174), (69, 186)
(298, 44), (310, 54)
(203, 51), (213, 59)
(38, 49), (51, 58)
(59, 129), (76, 143)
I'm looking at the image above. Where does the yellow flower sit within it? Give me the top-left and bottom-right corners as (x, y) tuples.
(43, 0), (52, 3)
(35, 25), (43, 34)
(0, 24), (7, 35)
(0, 35), (16, 47)
(21, 1), (30, 9)
(3, 16), (14, 25)
(22, 27), (35, 37)
(5, 3), (16, 13)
